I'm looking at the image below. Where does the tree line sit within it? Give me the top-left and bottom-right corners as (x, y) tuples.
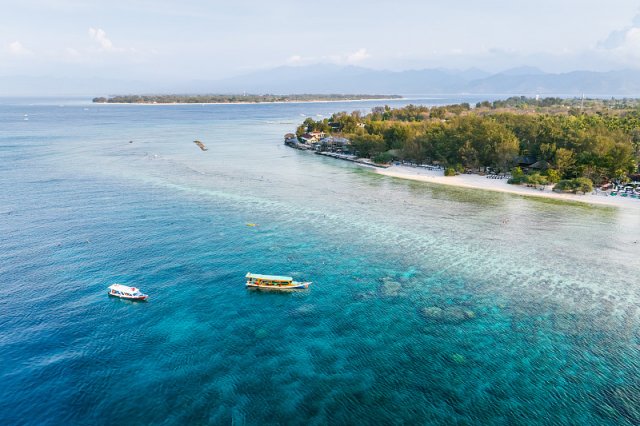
(297, 98), (640, 186)
(92, 94), (402, 104)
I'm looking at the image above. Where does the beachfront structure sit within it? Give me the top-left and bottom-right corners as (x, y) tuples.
(528, 160), (550, 171)
(284, 133), (298, 147)
(299, 133), (319, 143)
(299, 131), (326, 143)
(285, 132), (351, 154)
(319, 136), (351, 153)
(516, 156), (537, 170)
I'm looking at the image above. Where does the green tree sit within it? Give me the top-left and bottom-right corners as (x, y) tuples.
(430, 107), (446, 119)
(546, 169), (561, 183)
(477, 120), (519, 171)
(458, 140), (479, 170)
(383, 124), (415, 150)
(444, 167), (456, 176)
(351, 134), (386, 158)
(554, 148), (575, 178)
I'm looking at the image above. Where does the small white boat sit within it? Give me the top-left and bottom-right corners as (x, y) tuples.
(108, 284), (148, 301)
(245, 273), (311, 290)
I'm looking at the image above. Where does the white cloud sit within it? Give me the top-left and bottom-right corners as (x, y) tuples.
(597, 14), (640, 63)
(88, 27), (118, 51)
(622, 27), (640, 51)
(286, 48), (371, 66)
(7, 41), (32, 56)
(286, 55), (304, 64)
(346, 48), (370, 64)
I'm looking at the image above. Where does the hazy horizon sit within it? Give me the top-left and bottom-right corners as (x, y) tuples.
(3, 0), (640, 95)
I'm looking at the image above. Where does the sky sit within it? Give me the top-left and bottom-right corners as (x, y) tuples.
(2, 0), (640, 86)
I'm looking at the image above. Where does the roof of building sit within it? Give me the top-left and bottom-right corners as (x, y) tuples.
(516, 156), (537, 166)
(529, 160), (550, 169)
(320, 136), (350, 144)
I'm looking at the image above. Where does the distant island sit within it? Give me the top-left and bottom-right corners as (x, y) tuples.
(92, 94), (402, 104)
(285, 96), (640, 206)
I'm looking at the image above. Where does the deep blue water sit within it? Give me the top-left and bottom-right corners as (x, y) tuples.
(1, 97), (640, 425)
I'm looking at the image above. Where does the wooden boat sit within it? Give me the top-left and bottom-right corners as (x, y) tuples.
(108, 284), (148, 301)
(245, 273), (311, 290)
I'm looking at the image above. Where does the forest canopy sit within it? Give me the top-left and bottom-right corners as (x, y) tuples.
(299, 97), (640, 185)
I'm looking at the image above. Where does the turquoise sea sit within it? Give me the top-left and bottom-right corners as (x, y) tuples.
(1, 96), (640, 425)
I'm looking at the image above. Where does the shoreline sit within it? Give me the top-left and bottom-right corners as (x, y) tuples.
(92, 97), (403, 106)
(376, 165), (640, 209)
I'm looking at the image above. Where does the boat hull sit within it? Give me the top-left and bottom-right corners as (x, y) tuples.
(246, 282), (310, 290)
(108, 292), (148, 301)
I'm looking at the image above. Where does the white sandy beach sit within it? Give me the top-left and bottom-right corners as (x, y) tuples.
(377, 165), (640, 210)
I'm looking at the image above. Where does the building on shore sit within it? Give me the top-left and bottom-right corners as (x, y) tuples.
(284, 133), (351, 154)
(299, 131), (326, 144)
(319, 136), (351, 153)
(284, 133), (297, 145)
(284, 133), (312, 150)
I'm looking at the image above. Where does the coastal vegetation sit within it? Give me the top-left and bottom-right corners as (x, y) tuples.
(295, 97), (640, 187)
(92, 94), (402, 104)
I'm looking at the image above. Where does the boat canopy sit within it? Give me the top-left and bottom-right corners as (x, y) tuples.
(108, 284), (140, 293)
(246, 273), (293, 282)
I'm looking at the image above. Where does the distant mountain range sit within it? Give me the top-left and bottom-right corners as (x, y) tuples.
(3, 65), (640, 96)
(206, 65), (640, 96)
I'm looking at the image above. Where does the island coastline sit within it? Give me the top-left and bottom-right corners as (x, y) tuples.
(93, 98), (404, 106)
(92, 94), (402, 105)
(375, 164), (640, 209)
(287, 97), (640, 210)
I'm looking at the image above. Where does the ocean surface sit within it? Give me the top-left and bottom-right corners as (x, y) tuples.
(1, 96), (640, 425)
